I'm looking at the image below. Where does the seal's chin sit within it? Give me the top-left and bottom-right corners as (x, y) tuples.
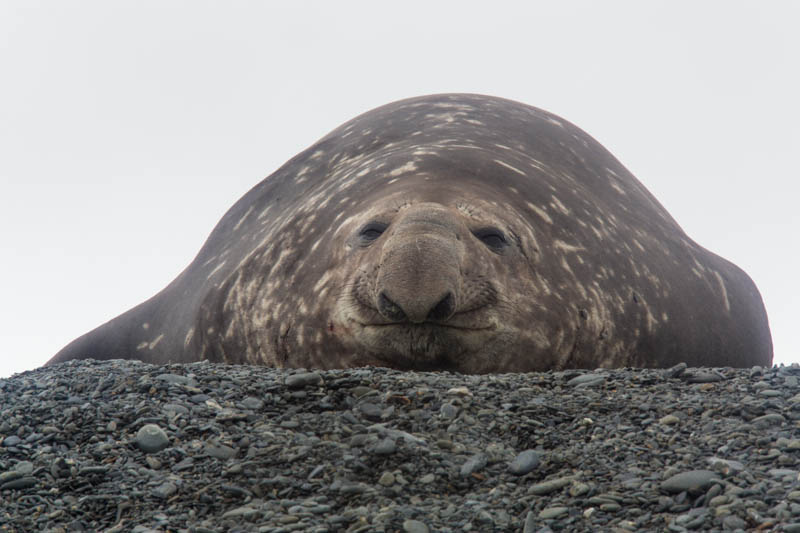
(351, 320), (496, 371)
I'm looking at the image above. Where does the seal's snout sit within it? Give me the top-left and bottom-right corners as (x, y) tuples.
(373, 205), (464, 325)
(377, 289), (456, 323)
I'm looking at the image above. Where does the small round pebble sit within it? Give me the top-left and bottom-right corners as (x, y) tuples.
(402, 519), (430, 533)
(508, 450), (540, 475)
(135, 424), (169, 453)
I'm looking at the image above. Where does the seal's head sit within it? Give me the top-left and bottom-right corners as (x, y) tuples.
(331, 181), (552, 373)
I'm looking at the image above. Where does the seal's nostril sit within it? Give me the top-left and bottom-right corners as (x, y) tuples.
(377, 291), (407, 322)
(427, 292), (455, 321)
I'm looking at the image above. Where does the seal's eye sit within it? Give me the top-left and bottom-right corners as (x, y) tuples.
(474, 227), (508, 251)
(358, 222), (388, 244)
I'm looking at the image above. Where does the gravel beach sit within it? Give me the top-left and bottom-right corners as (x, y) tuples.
(2, 359), (800, 532)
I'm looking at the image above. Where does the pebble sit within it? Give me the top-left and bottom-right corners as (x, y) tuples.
(684, 371), (724, 383)
(0, 359), (796, 532)
(206, 443), (236, 460)
(372, 437), (397, 455)
(135, 424), (169, 453)
(358, 402), (383, 422)
(402, 519), (430, 533)
(377, 472), (395, 486)
(666, 362), (687, 378)
(539, 506), (569, 519)
(460, 452), (487, 477)
(2, 436), (22, 447)
(508, 449), (540, 475)
(529, 475), (576, 495)
(661, 470), (720, 494)
(152, 481), (177, 499)
(285, 372), (322, 388)
(659, 414), (680, 425)
(0, 477), (36, 490)
(566, 373), (604, 387)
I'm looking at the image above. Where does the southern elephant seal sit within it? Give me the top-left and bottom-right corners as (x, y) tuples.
(48, 94), (773, 372)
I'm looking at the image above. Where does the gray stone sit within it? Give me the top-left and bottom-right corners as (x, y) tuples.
(402, 519), (430, 533)
(206, 443), (236, 460)
(152, 481), (177, 499)
(529, 475), (576, 495)
(661, 470), (720, 494)
(460, 452), (488, 477)
(285, 372), (323, 388)
(567, 373), (605, 387)
(372, 437), (397, 455)
(136, 424), (169, 453)
(539, 506), (569, 519)
(508, 450), (540, 476)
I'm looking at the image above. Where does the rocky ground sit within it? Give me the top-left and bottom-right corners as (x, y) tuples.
(1, 359), (800, 532)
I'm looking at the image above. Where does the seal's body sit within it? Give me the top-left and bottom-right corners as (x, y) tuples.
(48, 94), (772, 372)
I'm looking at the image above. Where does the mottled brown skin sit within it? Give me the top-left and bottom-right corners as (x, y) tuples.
(47, 94), (773, 372)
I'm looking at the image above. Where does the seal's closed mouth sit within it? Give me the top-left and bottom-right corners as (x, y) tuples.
(360, 322), (495, 331)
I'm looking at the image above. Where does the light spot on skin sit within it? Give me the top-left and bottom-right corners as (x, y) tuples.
(206, 260), (226, 280)
(553, 240), (584, 253)
(693, 259), (706, 273)
(389, 162), (418, 177)
(713, 270), (731, 312)
(148, 334), (164, 350)
(526, 158), (548, 173)
(184, 327), (195, 348)
(233, 205), (254, 231)
(550, 195), (570, 215)
(224, 320), (236, 340)
(269, 248), (295, 275)
(258, 205), (273, 220)
(313, 270), (333, 293)
(645, 306), (658, 332)
(629, 259), (641, 278)
(494, 159), (526, 176)
(560, 256), (574, 275)
(526, 202), (553, 224)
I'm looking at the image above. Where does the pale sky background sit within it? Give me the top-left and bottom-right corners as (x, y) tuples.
(1, 1), (797, 378)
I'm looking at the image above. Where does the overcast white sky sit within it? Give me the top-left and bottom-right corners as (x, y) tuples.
(1, 1), (797, 378)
